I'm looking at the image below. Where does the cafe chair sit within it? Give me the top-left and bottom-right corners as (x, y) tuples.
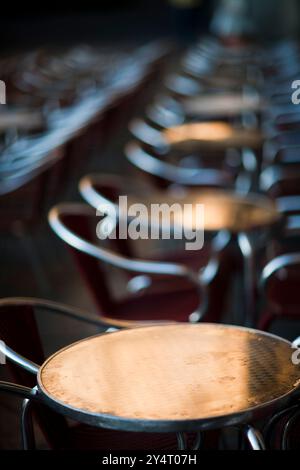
(260, 164), (300, 217)
(128, 117), (263, 152)
(0, 381), (37, 450)
(124, 141), (233, 189)
(48, 202), (232, 324)
(264, 106), (300, 134)
(0, 297), (178, 450)
(164, 73), (204, 98)
(146, 92), (262, 131)
(260, 165), (300, 199)
(263, 131), (300, 166)
(127, 118), (260, 191)
(262, 402), (300, 450)
(78, 172), (234, 288)
(258, 252), (300, 331)
(263, 142), (300, 167)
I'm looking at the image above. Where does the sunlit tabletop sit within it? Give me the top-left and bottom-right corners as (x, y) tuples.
(125, 189), (280, 233)
(38, 324), (300, 432)
(161, 122), (263, 152)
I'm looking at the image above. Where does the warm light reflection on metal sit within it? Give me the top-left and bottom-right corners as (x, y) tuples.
(164, 122), (233, 144)
(162, 122), (263, 150)
(127, 189), (279, 232)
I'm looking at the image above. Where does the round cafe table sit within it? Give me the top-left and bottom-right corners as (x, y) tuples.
(38, 324), (300, 449)
(161, 122), (263, 152)
(129, 120), (263, 162)
(80, 179), (281, 326)
(147, 94), (266, 130)
(125, 188), (279, 234)
(180, 94), (265, 119)
(124, 188), (281, 326)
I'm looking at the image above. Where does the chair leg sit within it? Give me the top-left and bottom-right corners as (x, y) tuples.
(176, 432), (203, 450)
(242, 425), (266, 450)
(21, 399), (35, 450)
(281, 407), (300, 450)
(263, 405), (298, 449)
(191, 432), (202, 450)
(176, 432), (187, 450)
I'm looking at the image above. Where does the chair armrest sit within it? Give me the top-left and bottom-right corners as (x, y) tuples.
(200, 230), (232, 286)
(128, 118), (167, 149)
(0, 297), (117, 330)
(260, 252), (300, 289)
(164, 73), (202, 97)
(79, 174), (123, 212)
(0, 341), (39, 375)
(260, 166), (300, 193)
(260, 166), (278, 192)
(124, 141), (231, 187)
(146, 100), (184, 129)
(0, 297), (122, 374)
(49, 204), (196, 278)
(0, 381), (38, 400)
(277, 196), (300, 215)
(49, 203), (207, 322)
(273, 145), (300, 165)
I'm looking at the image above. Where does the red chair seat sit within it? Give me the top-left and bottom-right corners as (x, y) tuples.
(157, 246), (211, 271)
(111, 286), (205, 323)
(111, 245), (233, 324)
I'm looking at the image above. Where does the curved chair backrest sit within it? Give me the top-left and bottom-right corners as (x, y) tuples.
(146, 96), (185, 130)
(48, 203), (205, 321)
(49, 204), (114, 314)
(260, 165), (300, 199)
(79, 173), (135, 259)
(164, 74), (203, 98)
(260, 252), (300, 316)
(270, 145), (300, 166)
(79, 172), (149, 212)
(124, 141), (232, 189)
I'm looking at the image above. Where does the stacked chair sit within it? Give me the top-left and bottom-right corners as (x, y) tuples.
(2, 34), (300, 449)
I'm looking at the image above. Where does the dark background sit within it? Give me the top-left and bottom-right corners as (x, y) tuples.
(0, 1), (213, 50)
(0, 1), (141, 15)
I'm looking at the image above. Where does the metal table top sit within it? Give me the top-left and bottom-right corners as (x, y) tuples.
(162, 122), (263, 152)
(38, 324), (300, 433)
(125, 189), (280, 233)
(182, 94), (265, 118)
